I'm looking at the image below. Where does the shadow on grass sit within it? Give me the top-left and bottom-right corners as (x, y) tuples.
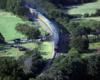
(71, 18), (87, 21)
(56, 22), (70, 35)
(0, 56), (14, 60)
(41, 52), (48, 55)
(87, 49), (97, 53)
(0, 44), (12, 51)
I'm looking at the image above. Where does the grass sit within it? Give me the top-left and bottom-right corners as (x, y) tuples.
(39, 41), (53, 59)
(0, 42), (38, 59)
(0, 41), (52, 59)
(64, 0), (100, 15)
(0, 10), (52, 59)
(70, 17), (100, 21)
(81, 42), (100, 58)
(0, 10), (25, 41)
(0, 10), (47, 41)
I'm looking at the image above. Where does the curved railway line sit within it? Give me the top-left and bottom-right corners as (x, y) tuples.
(26, 5), (60, 74)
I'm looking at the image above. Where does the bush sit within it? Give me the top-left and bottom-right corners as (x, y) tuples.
(90, 13), (96, 17)
(74, 14), (79, 18)
(68, 48), (80, 57)
(84, 13), (89, 17)
(0, 32), (5, 44)
(88, 37), (100, 43)
(45, 32), (50, 36)
(69, 36), (89, 53)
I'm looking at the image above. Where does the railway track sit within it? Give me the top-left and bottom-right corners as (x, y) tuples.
(26, 5), (60, 75)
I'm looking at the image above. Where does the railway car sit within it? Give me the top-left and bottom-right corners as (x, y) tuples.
(25, 5), (59, 45)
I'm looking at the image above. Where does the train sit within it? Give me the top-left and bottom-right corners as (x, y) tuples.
(25, 5), (59, 58)
(25, 5), (59, 45)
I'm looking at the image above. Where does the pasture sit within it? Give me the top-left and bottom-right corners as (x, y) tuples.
(0, 10), (25, 41)
(0, 41), (52, 59)
(82, 42), (100, 58)
(0, 10), (52, 60)
(39, 41), (53, 59)
(0, 10), (48, 41)
(64, 0), (100, 15)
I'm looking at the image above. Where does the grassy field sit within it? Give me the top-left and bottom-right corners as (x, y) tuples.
(0, 10), (47, 41)
(0, 10), (52, 59)
(0, 41), (52, 59)
(0, 10), (25, 41)
(64, 0), (100, 15)
(82, 42), (100, 58)
(70, 17), (100, 21)
(39, 41), (53, 59)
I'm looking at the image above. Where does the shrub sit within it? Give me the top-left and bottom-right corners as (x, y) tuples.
(84, 13), (89, 17)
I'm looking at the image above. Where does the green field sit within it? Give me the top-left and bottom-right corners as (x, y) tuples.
(0, 10), (47, 41)
(82, 42), (100, 58)
(39, 41), (53, 59)
(0, 10), (52, 59)
(0, 10), (25, 41)
(0, 41), (52, 59)
(64, 0), (100, 15)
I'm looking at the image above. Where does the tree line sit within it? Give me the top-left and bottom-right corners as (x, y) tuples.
(84, 9), (100, 17)
(43, 0), (92, 5)
(15, 23), (40, 40)
(35, 54), (100, 80)
(68, 20), (100, 37)
(0, 0), (28, 16)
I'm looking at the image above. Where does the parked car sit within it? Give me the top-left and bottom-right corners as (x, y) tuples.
(18, 47), (27, 51)
(21, 38), (28, 41)
(13, 38), (20, 43)
(21, 38), (29, 42)
(9, 44), (14, 47)
(14, 46), (21, 48)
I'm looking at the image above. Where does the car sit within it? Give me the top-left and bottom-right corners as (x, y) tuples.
(9, 44), (14, 47)
(13, 38), (20, 43)
(25, 40), (29, 42)
(14, 46), (21, 48)
(18, 47), (27, 51)
(21, 38), (28, 41)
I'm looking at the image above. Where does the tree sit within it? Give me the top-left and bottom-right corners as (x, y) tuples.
(15, 6), (28, 16)
(68, 48), (80, 57)
(95, 9), (100, 16)
(71, 26), (88, 37)
(69, 36), (89, 53)
(85, 54), (100, 80)
(15, 23), (30, 34)
(68, 22), (79, 31)
(84, 13), (89, 17)
(6, 0), (21, 13)
(36, 55), (86, 80)
(18, 49), (46, 78)
(0, 0), (7, 9)
(0, 58), (26, 80)
(24, 27), (40, 40)
(0, 32), (5, 44)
